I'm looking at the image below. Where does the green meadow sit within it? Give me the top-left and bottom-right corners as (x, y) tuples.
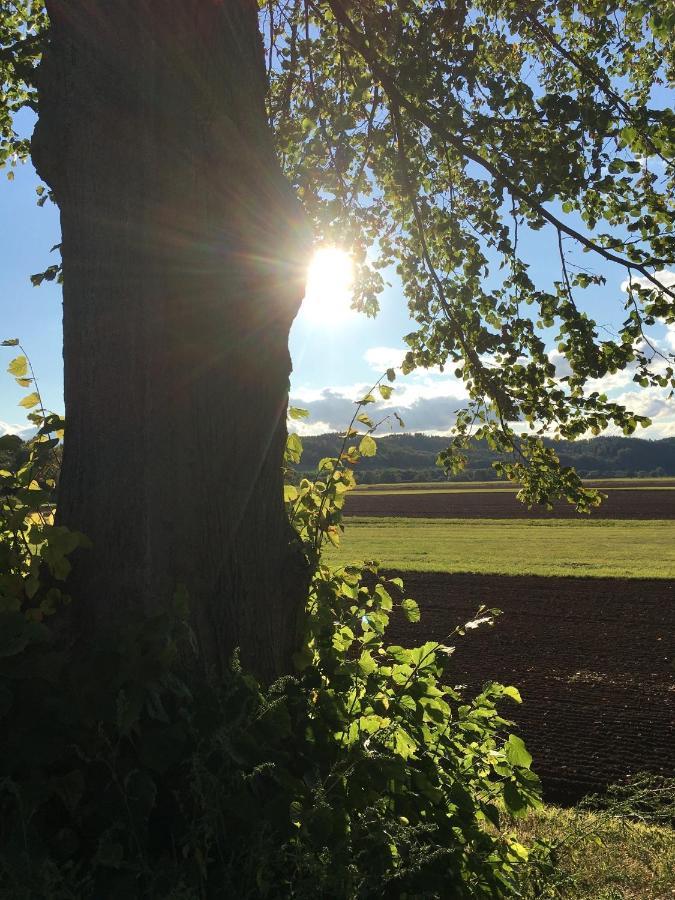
(325, 517), (675, 579)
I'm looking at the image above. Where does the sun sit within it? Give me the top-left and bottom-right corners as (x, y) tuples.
(302, 247), (355, 322)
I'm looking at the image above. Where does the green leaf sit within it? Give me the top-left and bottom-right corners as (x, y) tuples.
(288, 406), (309, 420)
(285, 432), (303, 464)
(505, 734), (532, 769)
(284, 484), (298, 502)
(378, 384), (393, 400)
(356, 413), (373, 427)
(401, 598), (420, 623)
(387, 645), (411, 664)
(1, 339), (19, 347)
(503, 686), (522, 704)
(357, 393), (376, 405)
(503, 781), (529, 816)
(359, 435), (377, 457)
(358, 649), (377, 675)
(359, 713), (390, 734)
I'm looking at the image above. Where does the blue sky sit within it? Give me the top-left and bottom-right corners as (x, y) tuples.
(1, 138), (673, 440)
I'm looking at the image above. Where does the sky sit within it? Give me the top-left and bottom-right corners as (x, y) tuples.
(1, 130), (674, 442)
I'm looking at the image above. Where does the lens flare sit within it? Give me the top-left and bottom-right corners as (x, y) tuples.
(302, 247), (355, 322)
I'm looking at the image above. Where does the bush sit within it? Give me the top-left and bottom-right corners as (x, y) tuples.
(0, 371), (547, 898)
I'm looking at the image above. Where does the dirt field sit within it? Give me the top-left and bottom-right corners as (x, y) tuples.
(384, 571), (675, 804)
(347, 487), (675, 519)
(356, 479), (675, 492)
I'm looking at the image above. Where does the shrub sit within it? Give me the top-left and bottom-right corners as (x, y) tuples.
(0, 364), (546, 898)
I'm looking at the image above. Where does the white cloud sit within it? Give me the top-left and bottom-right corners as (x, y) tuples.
(363, 346), (406, 371)
(289, 377), (467, 436)
(665, 324), (675, 352)
(548, 349), (573, 379)
(612, 388), (674, 421)
(363, 345), (449, 378)
(292, 417), (334, 437)
(0, 420), (33, 438)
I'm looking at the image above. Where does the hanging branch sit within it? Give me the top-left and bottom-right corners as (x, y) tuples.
(322, 0), (675, 303)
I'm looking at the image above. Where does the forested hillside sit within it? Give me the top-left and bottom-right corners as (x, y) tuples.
(3, 432), (672, 486)
(297, 434), (675, 483)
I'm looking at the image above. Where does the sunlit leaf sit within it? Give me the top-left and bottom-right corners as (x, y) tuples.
(7, 356), (27, 378)
(359, 435), (376, 457)
(19, 392), (40, 410)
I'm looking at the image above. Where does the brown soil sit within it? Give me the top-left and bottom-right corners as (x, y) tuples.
(347, 488), (675, 519)
(358, 480), (674, 492)
(385, 571), (675, 804)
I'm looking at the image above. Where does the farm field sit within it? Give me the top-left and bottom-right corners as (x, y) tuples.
(326, 517), (675, 578)
(354, 476), (675, 492)
(346, 479), (675, 519)
(380, 570), (674, 804)
(328, 480), (675, 804)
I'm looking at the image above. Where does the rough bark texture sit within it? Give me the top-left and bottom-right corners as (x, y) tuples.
(32, 0), (311, 681)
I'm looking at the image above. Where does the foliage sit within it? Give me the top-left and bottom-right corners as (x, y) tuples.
(0, 360), (547, 898)
(0, 340), (84, 625)
(3, 1), (673, 506)
(1, 1), (672, 894)
(263, 0), (674, 506)
(0, 2), (47, 175)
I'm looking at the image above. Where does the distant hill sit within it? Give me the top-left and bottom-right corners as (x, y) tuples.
(296, 433), (675, 483)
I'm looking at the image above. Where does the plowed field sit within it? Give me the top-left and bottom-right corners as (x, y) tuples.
(384, 571), (675, 804)
(346, 486), (675, 519)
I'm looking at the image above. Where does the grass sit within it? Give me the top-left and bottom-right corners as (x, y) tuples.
(516, 805), (675, 899)
(325, 517), (675, 578)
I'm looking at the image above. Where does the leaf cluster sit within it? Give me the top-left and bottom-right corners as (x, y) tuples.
(0, 341), (82, 626)
(264, 0), (674, 503)
(0, 1), (48, 177)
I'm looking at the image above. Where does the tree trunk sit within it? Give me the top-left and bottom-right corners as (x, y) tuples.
(31, 0), (311, 681)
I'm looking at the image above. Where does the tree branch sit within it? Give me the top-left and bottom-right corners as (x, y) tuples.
(0, 32), (45, 64)
(322, 0), (675, 303)
(519, 11), (673, 172)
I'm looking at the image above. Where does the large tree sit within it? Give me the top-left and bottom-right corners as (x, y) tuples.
(8, 1), (313, 681)
(1, 0), (673, 676)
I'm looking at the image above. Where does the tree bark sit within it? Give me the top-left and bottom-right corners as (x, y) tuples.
(31, 0), (311, 681)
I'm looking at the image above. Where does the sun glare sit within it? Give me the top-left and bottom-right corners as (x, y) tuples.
(302, 247), (355, 322)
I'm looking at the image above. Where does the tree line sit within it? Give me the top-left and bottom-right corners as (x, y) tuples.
(298, 433), (675, 483)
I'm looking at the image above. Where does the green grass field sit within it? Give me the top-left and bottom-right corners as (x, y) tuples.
(325, 517), (675, 578)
